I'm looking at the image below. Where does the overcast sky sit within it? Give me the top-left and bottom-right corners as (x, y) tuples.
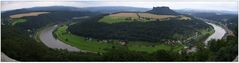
(1, 0), (238, 11)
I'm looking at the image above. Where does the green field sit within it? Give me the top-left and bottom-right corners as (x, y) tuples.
(127, 42), (184, 53)
(99, 16), (136, 24)
(99, 15), (152, 24)
(54, 25), (116, 52)
(54, 25), (184, 53)
(99, 13), (155, 24)
(99, 13), (191, 24)
(11, 19), (27, 25)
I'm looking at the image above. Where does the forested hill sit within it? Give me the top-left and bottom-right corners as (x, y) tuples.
(68, 7), (212, 43)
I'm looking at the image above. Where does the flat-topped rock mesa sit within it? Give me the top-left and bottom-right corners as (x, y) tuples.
(147, 6), (180, 15)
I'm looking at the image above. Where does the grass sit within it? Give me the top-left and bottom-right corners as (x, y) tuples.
(109, 13), (139, 18)
(99, 16), (134, 24)
(138, 13), (176, 19)
(11, 19), (27, 26)
(128, 42), (184, 53)
(54, 25), (185, 53)
(54, 25), (117, 52)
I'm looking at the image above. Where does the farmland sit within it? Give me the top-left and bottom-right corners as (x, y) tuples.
(10, 12), (49, 19)
(99, 12), (191, 24)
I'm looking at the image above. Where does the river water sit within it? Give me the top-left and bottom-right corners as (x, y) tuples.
(39, 25), (80, 51)
(186, 22), (226, 52)
(204, 22), (226, 45)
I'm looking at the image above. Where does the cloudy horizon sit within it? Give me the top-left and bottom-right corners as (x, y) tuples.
(1, 1), (238, 12)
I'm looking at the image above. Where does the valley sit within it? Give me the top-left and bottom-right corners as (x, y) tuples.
(1, 5), (237, 61)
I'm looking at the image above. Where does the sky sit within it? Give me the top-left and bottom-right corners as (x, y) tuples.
(1, 0), (238, 12)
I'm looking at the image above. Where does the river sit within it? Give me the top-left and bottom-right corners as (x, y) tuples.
(187, 21), (227, 52)
(38, 22), (226, 53)
(204, 22), (226, 45)
(39, 25), (80, 51)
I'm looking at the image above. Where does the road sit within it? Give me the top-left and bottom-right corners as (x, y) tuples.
(39, 25), (80, 51)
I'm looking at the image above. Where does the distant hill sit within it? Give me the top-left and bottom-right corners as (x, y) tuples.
(25, 6), (81, 11)
(82, 6), (150, 13)
(175, 9), (237, 15)
(2, 6), (150, 14)
(69, 7), (213, 42)
(146, 6), (179, 15)
(176, 9), (238, 32)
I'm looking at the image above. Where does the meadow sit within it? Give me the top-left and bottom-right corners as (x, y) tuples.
(99, 12), (191, 24)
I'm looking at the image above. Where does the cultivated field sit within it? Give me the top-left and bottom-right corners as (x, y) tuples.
(99, 12), (191, 24)
(138, 13), (176, 19)
(10, 12), (49, 19)
(109, 13), (139, 18)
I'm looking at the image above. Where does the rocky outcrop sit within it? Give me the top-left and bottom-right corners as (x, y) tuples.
(147, 6), (179, 15)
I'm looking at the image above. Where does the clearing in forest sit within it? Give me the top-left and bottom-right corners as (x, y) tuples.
(99, 12), (191, 24)
(10, 12), (49, 19)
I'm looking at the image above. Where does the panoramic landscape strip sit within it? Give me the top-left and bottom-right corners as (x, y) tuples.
(1, 1), (238, 62)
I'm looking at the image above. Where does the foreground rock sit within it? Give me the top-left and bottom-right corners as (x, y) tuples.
(1, 52), (17, 62)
